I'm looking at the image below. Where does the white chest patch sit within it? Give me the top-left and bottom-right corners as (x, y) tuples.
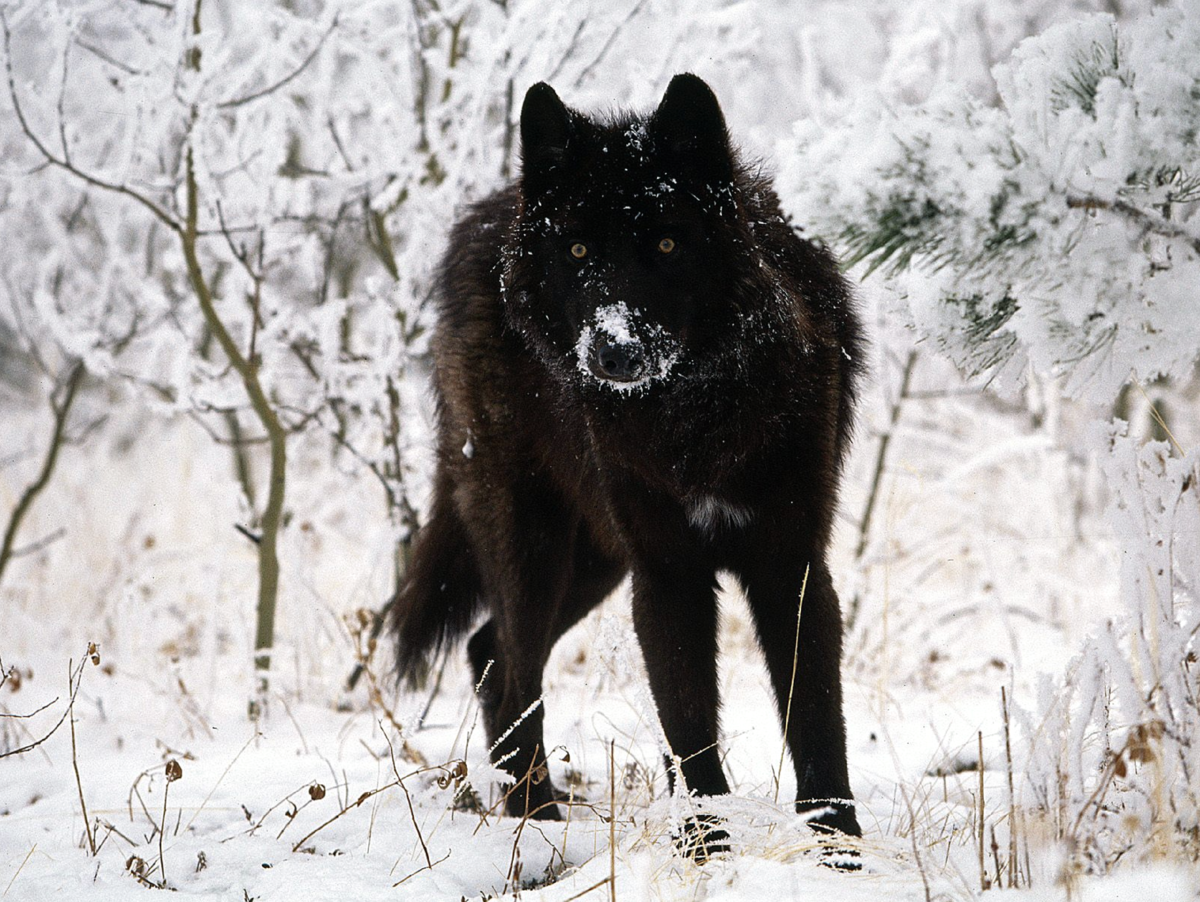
(686, 495), (753, 537)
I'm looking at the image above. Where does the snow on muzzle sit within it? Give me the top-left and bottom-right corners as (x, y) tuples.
(575, 303), (681, 391)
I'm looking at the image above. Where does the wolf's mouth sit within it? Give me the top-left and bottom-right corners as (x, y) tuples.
(574, 302), (680, 391)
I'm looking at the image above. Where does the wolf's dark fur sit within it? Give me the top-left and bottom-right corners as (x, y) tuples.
(392, 74), (864, 840)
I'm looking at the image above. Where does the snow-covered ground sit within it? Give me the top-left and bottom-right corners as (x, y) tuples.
(3, 314), (1191, 900)
(3, 0), (1199, 899)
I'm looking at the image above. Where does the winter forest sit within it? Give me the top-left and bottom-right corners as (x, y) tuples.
(2, 0), (1199, 898)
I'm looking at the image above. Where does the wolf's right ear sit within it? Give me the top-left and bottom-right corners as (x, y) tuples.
(520, 82), (572, 177)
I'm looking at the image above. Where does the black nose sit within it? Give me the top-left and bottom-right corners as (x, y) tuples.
(591, 340), (645, 382)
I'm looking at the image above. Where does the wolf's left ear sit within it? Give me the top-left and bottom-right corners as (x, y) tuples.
(521, 82), (572, 177)
(652, 74), (733, 184)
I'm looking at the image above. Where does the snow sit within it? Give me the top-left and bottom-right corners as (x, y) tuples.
(574, 302), (681, 392)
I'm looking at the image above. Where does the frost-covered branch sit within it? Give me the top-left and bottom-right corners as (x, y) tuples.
(1, 11), (179, 233)
(1066, 194), (1200, 257)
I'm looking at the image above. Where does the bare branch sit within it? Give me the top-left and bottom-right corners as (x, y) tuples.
(0, 362), (85, 586)
(573, 0), (650, 89)
(5, 527), (67, 560)
(1067, 193), (1200, 257)
(217, 15), (339, 110)
(1, 9), (180, 232)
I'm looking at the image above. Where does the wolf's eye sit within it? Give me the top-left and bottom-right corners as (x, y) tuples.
(657, 237), (677, 254)
(570, 242), (588, 260)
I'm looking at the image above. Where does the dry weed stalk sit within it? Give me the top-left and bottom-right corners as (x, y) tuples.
(290, 757), (466, 853)
(2, 842), (37, 897)
(977, 731), (990, 891)
(1002, 686), (1020, 888)
(1, 643), (95, 762)
(774, 565), (809, 805)
(156, 759), (183, 886)
(347, 609), (425, 764)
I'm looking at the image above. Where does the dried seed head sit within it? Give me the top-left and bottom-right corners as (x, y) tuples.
(308, 782), (326, 801)
(437, 759), (468, 789)
(1128, 721), (1164, 764)
(88, 642), (100, 666)
(165, 759), (183, 782)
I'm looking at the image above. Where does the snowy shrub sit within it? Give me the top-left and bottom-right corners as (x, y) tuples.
(780, 7), (1200, 401)
(1017, 429), (1200, 872)
(779, 3), (1200, 876)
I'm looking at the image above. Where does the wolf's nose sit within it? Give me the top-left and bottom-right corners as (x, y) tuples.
(591, 340), (645, 382)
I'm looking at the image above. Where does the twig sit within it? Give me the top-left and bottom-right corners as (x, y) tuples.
(775, 564), (810, 804)
(609, 740), (616, 902)
(383, 730), (432, 871)
(157, 760), (183, 886)
(2, 9), (179, 231)
(392, 850), (451, 888)
(573, 0), (651, 88)
(290, 761), (457, 852)
(69, 649), (99, 856)
(2, 843), (37, 898)
(1067, 193), (1200, 257)
(0, 649), (89, 760)
(183, 731), (259, 834)
(978, 731), (988, 891)
(847, 349), (917, 632)
(1001, 686), (1018, 888)
(0, 695), (57, 720)
(218, 16), (339, 109)
(6, 527), (67, 559)
(561, 876), (614, 902)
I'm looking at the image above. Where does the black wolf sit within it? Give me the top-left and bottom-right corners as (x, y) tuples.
(392, 74), (864, 843)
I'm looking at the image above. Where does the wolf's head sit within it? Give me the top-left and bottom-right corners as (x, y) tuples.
(505, 74), (744, 393)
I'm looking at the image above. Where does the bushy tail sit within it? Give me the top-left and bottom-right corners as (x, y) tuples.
(390, 490), (482, 687)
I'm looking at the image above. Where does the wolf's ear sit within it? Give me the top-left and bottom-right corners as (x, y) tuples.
(521, 82), (572, 178)
(652, 74), (733, 184)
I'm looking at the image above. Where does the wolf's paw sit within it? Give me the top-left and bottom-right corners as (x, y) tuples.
(800, 801), (862, 871)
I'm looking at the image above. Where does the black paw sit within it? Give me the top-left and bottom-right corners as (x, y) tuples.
(802, 801), (862, 871)
(800, 800), (861, 838)
(674, 815), (729, 863)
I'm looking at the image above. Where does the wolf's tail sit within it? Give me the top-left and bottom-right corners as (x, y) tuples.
(390, 488), (482, 686)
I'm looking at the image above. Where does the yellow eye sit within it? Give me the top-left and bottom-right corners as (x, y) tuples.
(658, 237), (676, 254)
(570, 242), (588, 259)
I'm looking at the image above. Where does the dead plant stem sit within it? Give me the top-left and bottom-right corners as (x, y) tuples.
(978, 730), (988, 891)
(847, 349), (917, 632)
(69, 657), (95, 856)
(609, 740), (616, 902)
(1002, 686), (1018, 888)
(775, 564), (810, 805)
